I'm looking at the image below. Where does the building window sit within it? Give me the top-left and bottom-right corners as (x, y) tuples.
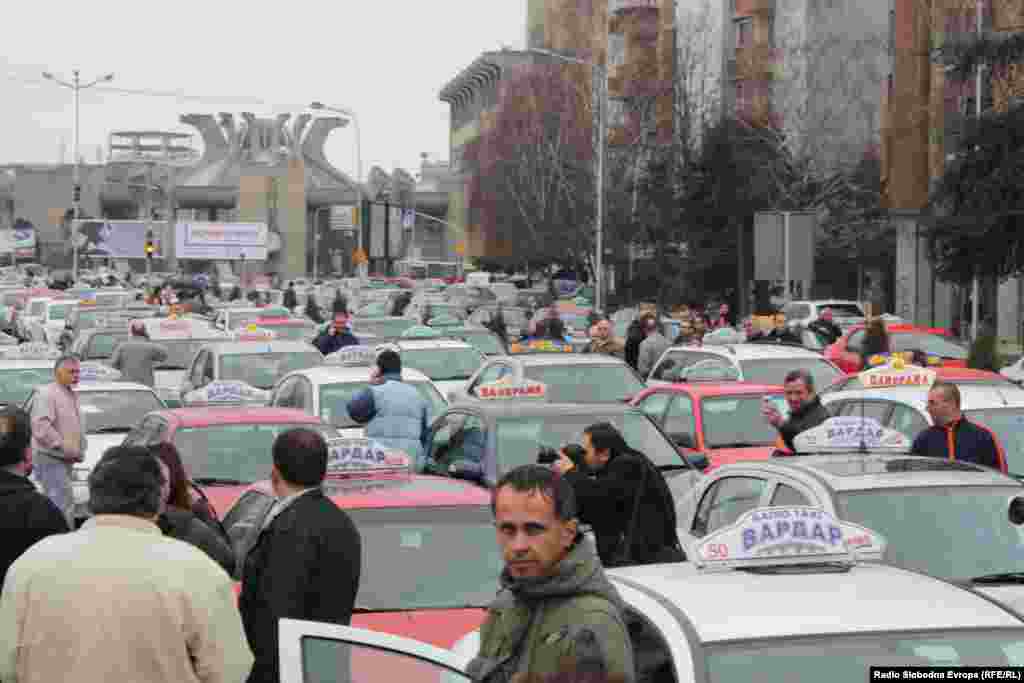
(735, 17), (753, 49)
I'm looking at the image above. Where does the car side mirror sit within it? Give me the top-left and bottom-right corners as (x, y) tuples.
(671, 432), (696, 449)
(684, 452), (710, 471)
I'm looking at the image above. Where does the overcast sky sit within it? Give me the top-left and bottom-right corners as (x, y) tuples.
(0, 0), (526, 181)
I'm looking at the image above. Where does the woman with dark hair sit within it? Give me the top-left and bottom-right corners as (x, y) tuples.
(860, 318), (892, 367)
(152, 443), (236, 575)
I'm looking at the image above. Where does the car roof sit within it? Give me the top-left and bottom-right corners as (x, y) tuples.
(394, 339), (475, 351)
(283, 365), (432, 384)
(609, 562), (1022, 642)
(663, 344), (827, 360)
(642, 382), (785, 398)
(507, 353), (627, 367)
(723, 453), (1021, 491)
(151, 407), (324, 428)
(75, 381), (155, 393)
(821, 385), (1024, 411)
(202, 340), (322, 354)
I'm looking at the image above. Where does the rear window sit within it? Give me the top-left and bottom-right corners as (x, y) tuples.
(523, 363), (645, 403)
(86, 332), (131, 359)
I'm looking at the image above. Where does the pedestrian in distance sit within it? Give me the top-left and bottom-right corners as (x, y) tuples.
(0, 405), (68, 588)
(0, 445), (254, 683)
(347, 350), (431, 471)
(624, 316), (646, 371)
(108, 320), (169, 388)
(28, 353), (86, 528)
(807, 307), (843, 346)
(712, 303), (734, 330)
(313, 308), (359, 355)
(762, 368), (831, 451)
(552, 422), (684, 567)
(912, 381), (1007, 472)
(467, 464), (635, 683)
(239, 428), (362, 683)
(585, 318), (625, 358)
(637, 315), (671, 379)
(152, 442), (236, 575)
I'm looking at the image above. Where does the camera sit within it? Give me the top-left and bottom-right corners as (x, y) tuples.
(537, 443), (586, 470)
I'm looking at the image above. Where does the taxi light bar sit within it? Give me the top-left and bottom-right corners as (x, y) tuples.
(861, 355), (939, 387)
(325, 437), (411, 476)
(475, 379), (547, 400)
(792, 416), (912, 453)
(78, 362), (122, 383)
(692, 506), (887, 572)
(324, 346), (378, 367)
(184, 380), (270, 406)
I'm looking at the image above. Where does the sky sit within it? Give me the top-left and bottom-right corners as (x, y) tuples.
(0, 0), (526, 181)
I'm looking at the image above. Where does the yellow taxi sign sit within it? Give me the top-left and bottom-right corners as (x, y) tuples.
(858, 357), (936, 390)
(454, 241), (466, 256)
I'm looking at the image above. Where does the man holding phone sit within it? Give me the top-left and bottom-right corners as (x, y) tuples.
(761, 369), (830, 451)
(313, 307), (360, 356)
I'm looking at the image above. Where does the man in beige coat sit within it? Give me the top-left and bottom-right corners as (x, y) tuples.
(0, 445), (253, 683)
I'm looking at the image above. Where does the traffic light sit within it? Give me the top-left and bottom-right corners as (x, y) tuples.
(72, 184), (81, 204)
(145, 240), (155, 259)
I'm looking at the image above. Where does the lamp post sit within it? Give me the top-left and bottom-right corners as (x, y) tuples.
(510, 47), (607, 311)
(42, 69), (113, 283)
(313, 206), (331, 281)
(309, 101), (364, 278)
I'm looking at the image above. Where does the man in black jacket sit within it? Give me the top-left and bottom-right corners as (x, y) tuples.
(553, 422), (682, 567)
(807, 308), (843, 345)
(0, 405), (68, 586)
(239, 428), (362, 683)
(282, 282), (298, 314)
(313, 309), (360, 356)
(762, 368), (832, 451)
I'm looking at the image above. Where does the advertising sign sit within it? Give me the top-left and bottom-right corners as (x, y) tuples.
(330, 206), (359, 231)
(72, 221), (167, 259)
(174, 222), (267, 261)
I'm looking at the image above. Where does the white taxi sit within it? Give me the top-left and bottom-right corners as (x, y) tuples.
(647, 343), (843, 388)
(135, 316), (228, 407)
(0, 344), (59, 408)
(269, 346), (448, 436)
(820, 357), (1024, 475)
(178, 338), (323, 407)
(675, 416), (1024, 614)
(377, 338), (485, 398)
(22, 297), (78, 344)
(450, 505), (1024, 682)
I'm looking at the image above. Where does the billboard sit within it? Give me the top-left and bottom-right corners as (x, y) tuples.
(72, 220), (167, 259)
(175, 222), (268, 261)
(329, 206), (359, 231)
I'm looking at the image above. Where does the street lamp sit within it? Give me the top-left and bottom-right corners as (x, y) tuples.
(43, 69), (114, 283)
(313, 206), (330, 281)
(507, 47), (607, 311)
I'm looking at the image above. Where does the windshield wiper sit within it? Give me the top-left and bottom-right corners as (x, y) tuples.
(89, 426), (133, 434)
(193, 476), (250, 486)
(970, 572), (1024, 585)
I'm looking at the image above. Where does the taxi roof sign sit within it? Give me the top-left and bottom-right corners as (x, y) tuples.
(231, 326), (276, 342)
(793, 416), (912, 453)
(184, 380), (269, 406)
(78, 362), (122, 383)
(475, 379), (547, 400)
(858, 355), (937, 390)
(692, 506), (887, 571)
(324, 345), (378, 367)
(325, 437), (411, 476)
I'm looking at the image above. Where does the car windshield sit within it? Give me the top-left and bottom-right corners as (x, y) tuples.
(701, 395), (788, 448)
(78, 390), (164, 433)
(319, 380), (447, 428)
(707, 629), (1024, 681)
(401, 348), (484, 381)
(352, 318), (417, 337)
(739, 358), (842, 388)
(455, 330), (505, 355)
(965, 408), (1024, 475)
(0, 368), (52, 405)
(47, 304), (72, 321)
(86, 332), (131, 359)
(349, 506), (502, 610)
(836, 486), (1024, 582)
(892, 332), (969, 360)
(174, 423), (335, 482)
(494, 411), (683, 471)
(219, 352), (323, 390)
(523, 364), (644, 403)
(151, 339), (221, 370)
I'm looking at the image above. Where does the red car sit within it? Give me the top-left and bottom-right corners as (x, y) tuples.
(218, 465), (497, 648)
(120, 407), (337, 514)
(631, 382), (788, 470)
(825, 324), (969, 373)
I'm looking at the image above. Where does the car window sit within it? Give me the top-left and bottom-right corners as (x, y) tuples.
(738, 358), (842, 388)
(78, 390), (164, 434)
(692, 476), (767, 538)
(637, 391), (673, 423)
(781, 304), (811, 320)
(770, 483), (811, 506)
(964, 408), (1024, 475)
(472, 363), (511, 392)
(86, 333), (130, 360)
(835, 400), (891, 424)
(300, 634), (471, 683)
(891, 332), (969, 360)
(426, 413), (467, 465)
(190, 351), (207, 388)
(272, 377), (298, 409)
(523, 364), (645, 403)
(889, 404), (929, 440)
(701, 395), (788, 448)
(0, 368), (53, 406)
(663, 395), (697, 440)
(295, 378), (313, 411)
(218, 351), (323, 390)
(650, 350), (719, 382)
(401, 348), (483, 382)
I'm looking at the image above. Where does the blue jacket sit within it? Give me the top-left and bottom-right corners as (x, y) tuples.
(347, 374), (430, 469)
(314, 328), (360, 355)
(911, 417), (1007, 472)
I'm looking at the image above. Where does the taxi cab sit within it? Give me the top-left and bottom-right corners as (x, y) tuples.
(0, 344), (60, 407)
(424, 386), (701, 499)
(453, 353), (646, 405)
(136, 316), (229, 407)
(178, 338), (324, 407)
(376, 338), (485, 398)
(674, 416), (1024, 614)
(819, 357), (1024, 475)
(826, 323), (969, 372)
(647, 343), (843, 388)
(632, 381), (788, 470)
(269, 346), (447, 436)
(120, 407), (337, 514)
(218, 439), (500, 649)
(25, 297), (78, 344)
(450, 503), (1024, 683)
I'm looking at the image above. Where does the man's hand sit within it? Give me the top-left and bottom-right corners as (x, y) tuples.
(553, 451), (575, 475)
(761, 402), (784, 428)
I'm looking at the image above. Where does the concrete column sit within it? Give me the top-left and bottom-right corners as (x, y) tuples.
(893, 214), (934, 324)
(999, 277), (1020, 342)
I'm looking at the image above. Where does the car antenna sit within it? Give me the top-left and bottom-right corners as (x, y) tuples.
(858, 396), (870, 454)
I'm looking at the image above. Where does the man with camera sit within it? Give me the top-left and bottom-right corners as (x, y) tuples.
(313, 306), (360, 356)
(551, 423), (683, 567)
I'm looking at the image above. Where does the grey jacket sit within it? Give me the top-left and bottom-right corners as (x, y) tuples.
(109, 339), (168, 387)
(637, 333), (671, 377)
